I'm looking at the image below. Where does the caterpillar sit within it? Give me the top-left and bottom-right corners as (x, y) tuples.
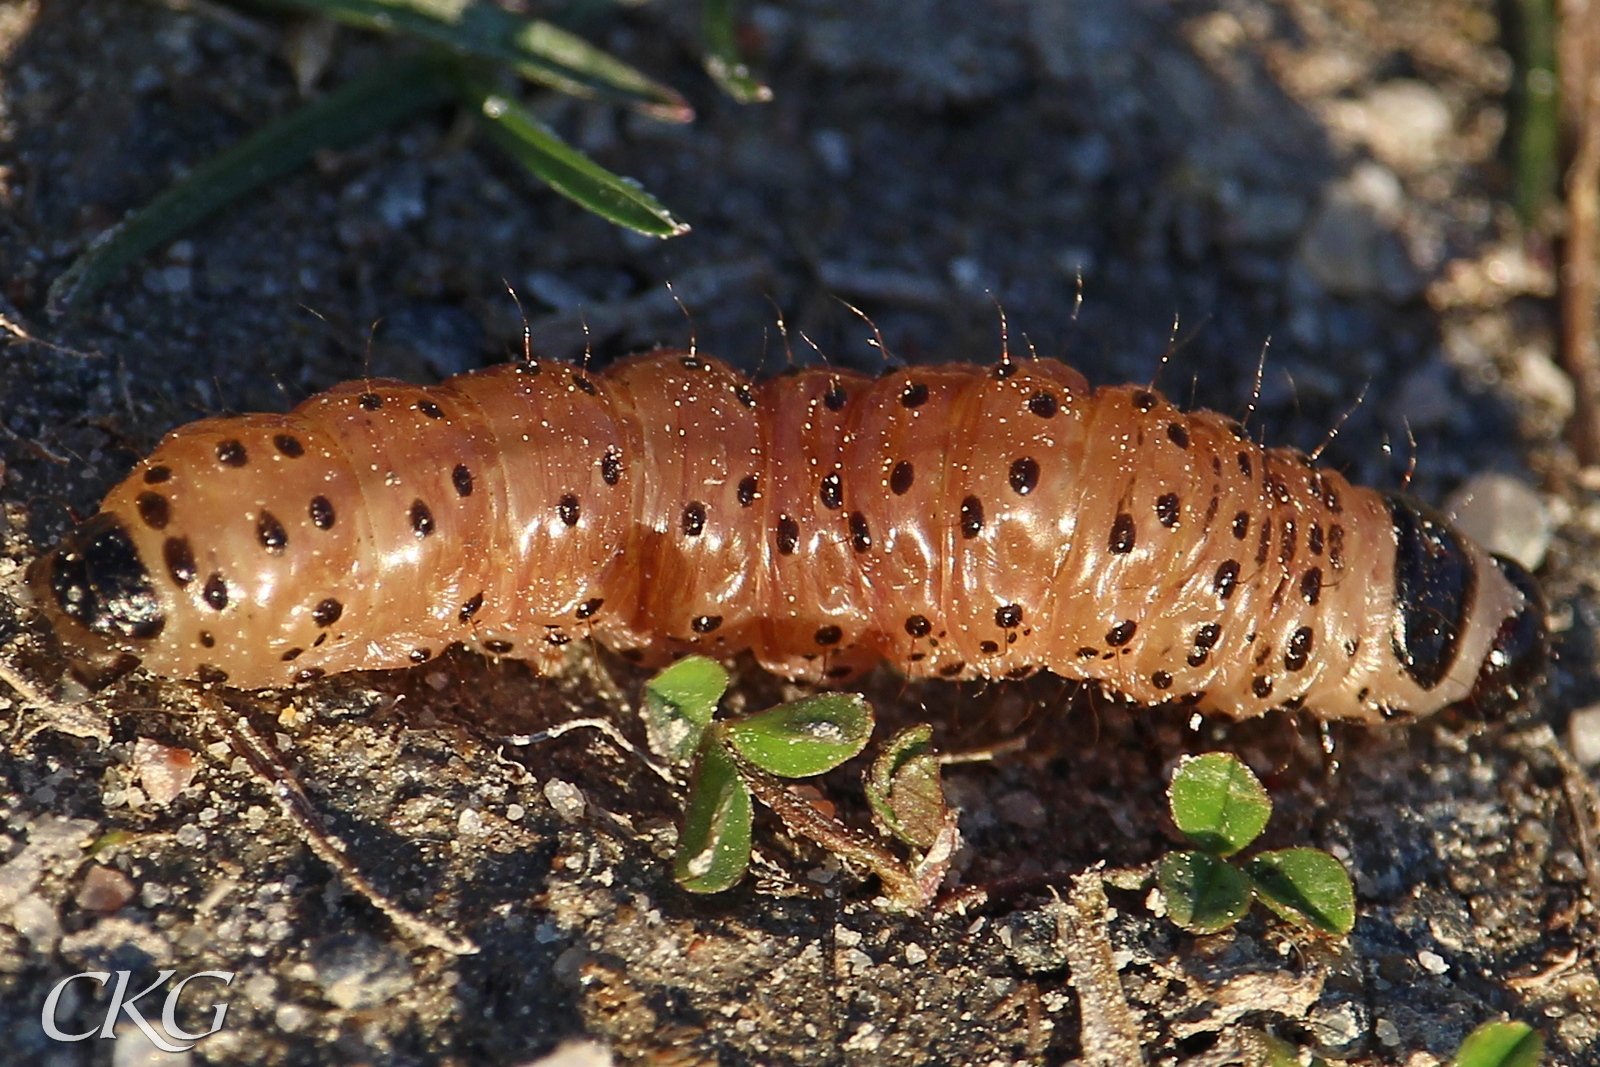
(32, 348), (1545, 724)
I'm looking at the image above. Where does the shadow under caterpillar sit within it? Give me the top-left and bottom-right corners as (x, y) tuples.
(33, 349), (1545, 723)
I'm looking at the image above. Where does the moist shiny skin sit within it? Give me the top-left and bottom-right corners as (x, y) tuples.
(34, 350), (1544, 722)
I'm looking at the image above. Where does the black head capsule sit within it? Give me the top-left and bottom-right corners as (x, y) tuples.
(1385, 495), (1476, 691)
(33, 514), (165, 643)
(1459, 554), (1547, 723)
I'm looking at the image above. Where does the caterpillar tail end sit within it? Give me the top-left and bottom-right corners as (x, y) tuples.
(30, 513), (159, 686)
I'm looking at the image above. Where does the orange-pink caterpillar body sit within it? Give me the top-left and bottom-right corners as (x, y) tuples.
(35, 350), (1544, 723)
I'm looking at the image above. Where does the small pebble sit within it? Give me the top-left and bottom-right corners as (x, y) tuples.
(544, 780), (586, 823)
(10, 894), (60, 950)
(841, 947), (875, 976)
(376, 164), (426, 230)
(1296, 162), (1419, 301)
(811, 129), (852, 176)
(75, 865), (135, 913)
(243, 973), (279, 1007)
(311, 933), (412, 1010)
(133, 738), (198, 807)
(1445, 473), (1552, 571)
(1305, 998), (1368, 1057)
(1569, 703), (1600, 767)
(1417, 949), (1449, 974)
(113, 1021), (192, 1067)
(143, 264), (192, 295)
(524, 1039), (616, 1067)
(274, 1003), (311, 1033)
(1336, 80), (1452, 172)
(1512, 344), (1576, 428)
(842, 1021), (882, 1053)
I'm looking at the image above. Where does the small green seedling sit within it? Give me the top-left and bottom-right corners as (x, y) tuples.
(864, 724), (946, 852)
(641, 656), (727, 766)
(1240, 1017), (1543, 1066)
(1158, 752), (1355, 936)
(1451, 1021), (1544, 1067)
(643, 657), (956, 910)
(50, 0), (770, 313)
(1240, 1028), (1329, 1067)
(674, 732), (752, 894)
(720, 694), (876, 778)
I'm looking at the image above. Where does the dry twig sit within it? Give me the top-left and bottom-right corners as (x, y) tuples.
(1053, 869), (1147, 1067)
(1560, 0), (1600, 464)
(200, 692), (480, 956)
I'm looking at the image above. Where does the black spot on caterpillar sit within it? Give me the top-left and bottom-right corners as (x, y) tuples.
(33, 350), (1544, 723)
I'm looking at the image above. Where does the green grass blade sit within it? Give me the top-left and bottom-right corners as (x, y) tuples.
(261, 0), (693, 122)
(464, 82), (689, 238)
(48, 58), (448, 315)
(1505, 0), (1560, 225)
(510, 19), (694, 123)
(702, 0), (772, 103)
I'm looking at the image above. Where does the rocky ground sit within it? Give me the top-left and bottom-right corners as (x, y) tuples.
(0, 0), (1598, 1063)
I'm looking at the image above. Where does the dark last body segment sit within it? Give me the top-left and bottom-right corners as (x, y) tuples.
(34, 350), (1545, 723)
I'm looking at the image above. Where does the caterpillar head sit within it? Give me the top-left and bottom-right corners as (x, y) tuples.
(1366, 494), (1546, 726)
(1457, 553), (1546, 723)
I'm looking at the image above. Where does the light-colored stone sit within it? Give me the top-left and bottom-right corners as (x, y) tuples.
(1324, 80), (1453, 171)
(1568, 703), (1600, 767)
(133, 738), (198, 807)
(1417, 949), (1450, 974)
(521, 1040), (616, 1067)
(1296, 163), (1419, 301)
(544, 779), (587, 823)
(113, 1023), (192, 1067)
(312, 935), (412, 1011)
(1510, 344), (1577, 430)
(1445, 473), (1552, 570)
